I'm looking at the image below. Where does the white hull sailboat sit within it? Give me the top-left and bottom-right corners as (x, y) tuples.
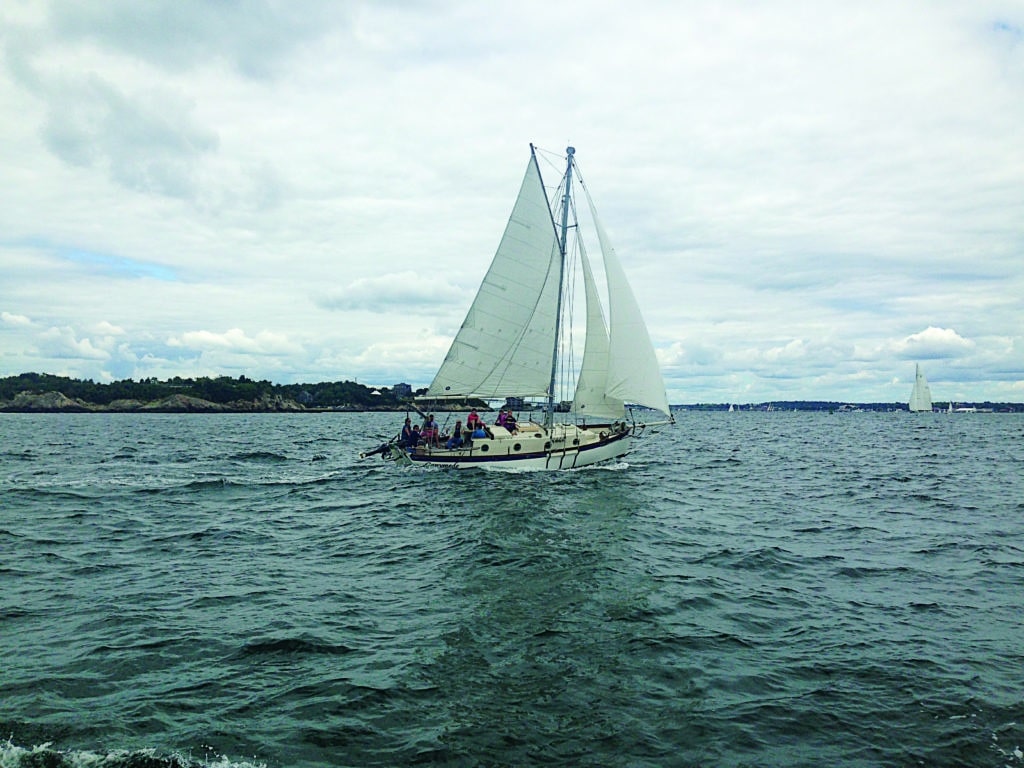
(908, 363), (933, 412)
(371, 145), (672, 471)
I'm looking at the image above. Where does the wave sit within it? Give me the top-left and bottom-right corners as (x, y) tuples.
(238, 636), (356, 657)
(229, 451), (289, 462)
(0, 740), (265, 768)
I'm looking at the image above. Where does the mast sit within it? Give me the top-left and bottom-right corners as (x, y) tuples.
(544, 146), (574, 428)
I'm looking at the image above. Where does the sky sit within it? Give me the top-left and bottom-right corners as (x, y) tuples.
(1, 1), (1022, 405)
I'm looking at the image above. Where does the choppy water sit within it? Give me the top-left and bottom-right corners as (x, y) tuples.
(1, 411), (1022, 768)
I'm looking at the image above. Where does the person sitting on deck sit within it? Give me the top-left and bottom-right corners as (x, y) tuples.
(407, 424), (421, 451)
(467, 409), (481, 430)
(471, 420), (487, 439)
(503, 411), (517, 433)
(398, 417), (414, 447)
(446, 420), (464, 450)
(421, 414), (440, 447)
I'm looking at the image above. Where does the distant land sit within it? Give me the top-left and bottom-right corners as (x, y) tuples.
(1, 373), (1022, 413)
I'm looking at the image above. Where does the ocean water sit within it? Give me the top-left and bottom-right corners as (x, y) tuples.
(1, 411), (1022, 768)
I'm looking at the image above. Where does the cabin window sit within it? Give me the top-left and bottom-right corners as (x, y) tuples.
(480, 444), (489, 452)
(572, 438), (579, 445)
(513, 443), (521, 451)
(544, 442), (551, 450)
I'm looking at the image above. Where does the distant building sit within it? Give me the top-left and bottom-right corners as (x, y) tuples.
(505, 397), (525, 410)
(393, 383), (413, 399)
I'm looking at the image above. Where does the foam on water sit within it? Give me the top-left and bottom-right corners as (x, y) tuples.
(0, 739), (266, 768)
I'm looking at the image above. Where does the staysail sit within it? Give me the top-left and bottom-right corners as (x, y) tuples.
(571, 242), (624, 419)
(425, 155), (562, 399)
(583, 181), (671, 416)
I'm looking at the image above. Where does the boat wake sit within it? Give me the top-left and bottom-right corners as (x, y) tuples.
(0, 740), (265, 768)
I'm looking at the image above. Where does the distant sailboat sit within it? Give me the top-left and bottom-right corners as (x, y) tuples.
(908, 363), (933, 412)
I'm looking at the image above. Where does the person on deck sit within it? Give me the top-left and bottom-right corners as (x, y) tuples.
(398, 418), (414, 447)
(446, 420), (464, 450)
(467, 409), (481, 430)
(422, 414), (440, 447)
(472, 420), (487, 439)
(504, 411), (517, 433)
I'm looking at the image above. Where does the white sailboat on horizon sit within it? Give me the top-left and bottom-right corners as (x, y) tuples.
(366, 145), (672, 470)
(908, 363), (933, 412)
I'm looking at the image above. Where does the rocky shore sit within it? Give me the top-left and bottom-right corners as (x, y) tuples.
(0, 391), (485, 414)
(1, 391), (308, 413)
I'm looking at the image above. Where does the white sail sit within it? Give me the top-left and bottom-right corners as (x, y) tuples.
(908, 363), (933, 412)
(571, 242), (625, 420)
(425, 155), (562, 399)
(583, 183), (671, 416)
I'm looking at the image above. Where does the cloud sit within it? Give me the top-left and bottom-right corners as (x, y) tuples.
(2, 312), (32, 326)
(316, 272), (465, 315)
(39, 74), (218, 199)
(94, 321), (126, 335)
(167, 328), (299, 356)
(892, 327), (974, 359)
(47, 1), (338, 79)
(37, 326), (111, 361)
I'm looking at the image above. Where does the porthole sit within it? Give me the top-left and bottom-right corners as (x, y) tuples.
(544, 442), (551, 450)
(480, 444), (489, 452)
(572, 438), (579, 445)
(513, 443), (521, 451)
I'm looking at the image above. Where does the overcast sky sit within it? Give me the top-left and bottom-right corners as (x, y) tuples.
(1, 1), (1021, 405)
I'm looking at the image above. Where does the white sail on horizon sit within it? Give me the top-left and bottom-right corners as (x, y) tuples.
(908, 363), (933, 412)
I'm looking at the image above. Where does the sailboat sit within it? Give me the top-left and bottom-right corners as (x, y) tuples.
(374, 145), (672, 470)
(908, 363), (933, 412)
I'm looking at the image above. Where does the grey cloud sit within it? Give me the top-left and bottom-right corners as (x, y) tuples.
(47, 0), (340, 78)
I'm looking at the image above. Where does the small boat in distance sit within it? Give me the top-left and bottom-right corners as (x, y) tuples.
(908, 363), (933, 412)
(365, 145), (672, 470)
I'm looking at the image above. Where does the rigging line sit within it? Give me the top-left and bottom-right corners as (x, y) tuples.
(534, 144), (577, 204)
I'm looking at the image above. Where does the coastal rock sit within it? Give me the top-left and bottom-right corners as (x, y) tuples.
(224, 394), (305, 411)
(107, 399), (145, 412)
(140, 394), (228, 412)
(1, 391), (93, 412)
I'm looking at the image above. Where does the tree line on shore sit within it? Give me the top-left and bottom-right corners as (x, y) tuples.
(0, 372), (433, 411)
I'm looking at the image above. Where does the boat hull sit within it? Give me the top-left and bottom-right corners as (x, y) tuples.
(387, 422), (631, 471)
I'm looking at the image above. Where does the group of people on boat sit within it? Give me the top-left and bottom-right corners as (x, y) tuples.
(396, 407), (518, 453)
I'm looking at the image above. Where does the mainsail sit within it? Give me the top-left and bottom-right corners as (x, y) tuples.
(425, 155), (561, 399)
(908, 363), (933, 412)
